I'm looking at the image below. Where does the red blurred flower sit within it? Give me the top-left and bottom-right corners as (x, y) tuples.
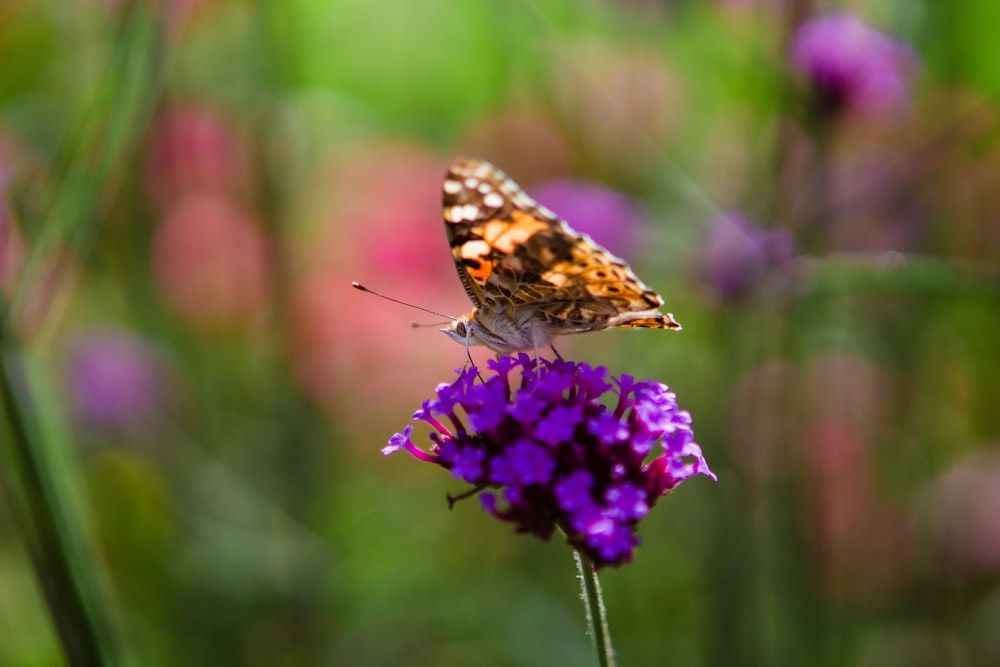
(0, 197), (24, 297)
(803, 355), (914, 609)
(287, 145), (465, 426)
(152, 194), (271, 331)
(144, 103), (250, 210)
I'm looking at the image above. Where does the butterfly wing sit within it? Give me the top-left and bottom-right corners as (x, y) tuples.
(442, 158), (680, 335)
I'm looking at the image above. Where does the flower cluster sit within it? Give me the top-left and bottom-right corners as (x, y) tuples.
(790, 13), (916, 119)
(384, 355), (715, 568)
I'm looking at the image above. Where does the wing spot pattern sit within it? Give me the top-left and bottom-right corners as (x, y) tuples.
(441, 157), (680, 352)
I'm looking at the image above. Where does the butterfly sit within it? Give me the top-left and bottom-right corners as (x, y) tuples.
(439, 158), (680, 355)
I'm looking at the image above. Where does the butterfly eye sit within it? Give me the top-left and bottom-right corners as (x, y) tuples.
(456, 321), (468, 337)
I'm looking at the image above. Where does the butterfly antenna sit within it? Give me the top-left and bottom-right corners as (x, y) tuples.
(351, 282), (454, 320)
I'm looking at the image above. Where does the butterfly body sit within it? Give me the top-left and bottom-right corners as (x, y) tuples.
(442, 305), (556, 355)
(440, 158), (680, 354)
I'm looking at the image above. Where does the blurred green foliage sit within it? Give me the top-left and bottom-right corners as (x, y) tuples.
(1, 1), (998, 666)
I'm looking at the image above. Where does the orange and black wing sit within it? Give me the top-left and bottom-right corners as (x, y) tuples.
(441, 158), (679, 333)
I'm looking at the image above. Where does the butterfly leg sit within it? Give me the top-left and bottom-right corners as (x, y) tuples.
(549, 344), (565, 361)
(463, 330), (486, 383)
(530, 327), (543, 363)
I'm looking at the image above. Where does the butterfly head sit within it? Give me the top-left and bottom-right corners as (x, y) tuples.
(440, 314), (473, 347)
(441, 310), (505, 352)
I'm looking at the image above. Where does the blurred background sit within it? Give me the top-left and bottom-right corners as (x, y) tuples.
(1, 1), (998, 665)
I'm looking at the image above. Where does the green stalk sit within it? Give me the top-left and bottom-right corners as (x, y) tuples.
(10, 0), (164, 323)
(0, 1), (164, 665)
(0, 335), (120, 666)
(575, 549), (616, 667)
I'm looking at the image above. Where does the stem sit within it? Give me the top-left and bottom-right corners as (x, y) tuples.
(0, 338), (120, 666)
(0, 1), (162, 663)
(574, 549), (616, 667)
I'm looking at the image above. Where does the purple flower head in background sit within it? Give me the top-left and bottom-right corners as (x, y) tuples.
(791, 13), (916, 119)
(531, 179), (643, 259)
(700, 212), (795, 304)
(66, 329), (170, 433)
(385, 355), (715, 568)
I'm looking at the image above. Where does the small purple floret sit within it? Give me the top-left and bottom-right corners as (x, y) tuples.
(490, 439), (555, 486)
(384, 354), (715, 568)
(449, 446), (487, 483)
(587, 410), (630, 445)
(556, 471), (596, 513)
(535, 405), (584, 445)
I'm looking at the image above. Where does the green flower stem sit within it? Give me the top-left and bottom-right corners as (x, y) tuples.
(10, 0), (164, 324)
(0, 337), (120, 666)
(575, 549), (616, 667)
(0, 0), (163, 663)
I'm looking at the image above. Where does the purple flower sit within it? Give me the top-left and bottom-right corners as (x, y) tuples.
(531, 179), (643, 259)
(699, 212), (795, 304)
(65, 329), (170, 433)
(535, 405), (584, 445)
(791, 13), (916, 119)
(384, 354), (716, 568)
(587, 410), (630, 445)
(441, 442), (487, 483)
(489, 439), (555, 486)
(556, 471), (596, 513)
(605, 483), (648, 521)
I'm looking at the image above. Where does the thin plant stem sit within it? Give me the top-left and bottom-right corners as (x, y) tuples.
(0, 333), (120, 666)
(574, 549), (616, 667)
(0, 0), (163, 664)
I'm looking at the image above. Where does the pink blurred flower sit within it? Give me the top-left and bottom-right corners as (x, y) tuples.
(0, 196), (24, 297)
(930, 452), (1000, 577)
(732, 352), (916, 608)
(802, 354), (914, 609)
(152, 194), (271, 331)
(806, 418), (915, 609)
(144, 103), (249, 210)
(0, 131), (28, 297)
(288, 145), (465, 425)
